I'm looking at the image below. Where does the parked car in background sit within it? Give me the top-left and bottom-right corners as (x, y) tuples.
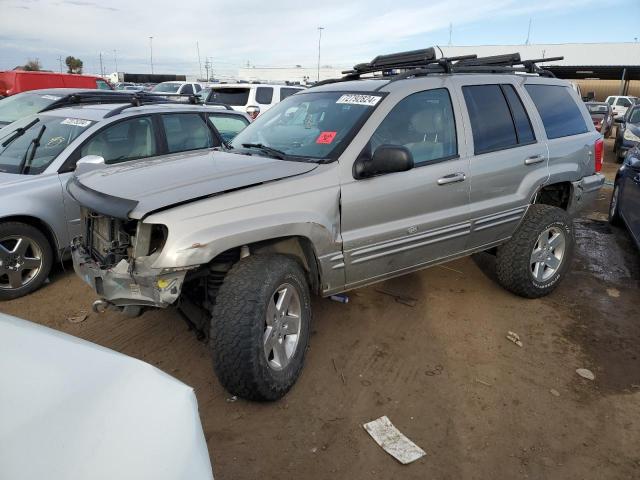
(204, 83), (305, 119)
(605, 95), (639, 118)
(609, 144), (640, 249)
(0, 70), (111, 97)
(0, 101), (249, 299)
(614, 105), (640, 162)
(68, 48), (604, 402)
(152, 81), (202, 95)
(585, 102), (614, 137)
(0, 89), (170, 128)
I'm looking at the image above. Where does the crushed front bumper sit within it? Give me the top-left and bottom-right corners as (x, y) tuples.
(567, 173), (606, 216)
(72, 244), (188, 308)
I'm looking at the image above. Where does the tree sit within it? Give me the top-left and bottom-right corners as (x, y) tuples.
(65, 56), (83, 74)
(20, 59), (42, 71)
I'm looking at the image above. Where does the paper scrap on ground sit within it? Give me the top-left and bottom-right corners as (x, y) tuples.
(576, 368), (595, 381)
(363, 416), (426, 464)
(506, 331), (523, 347)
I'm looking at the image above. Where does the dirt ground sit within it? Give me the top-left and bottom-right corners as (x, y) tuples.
(2, 138), (639, 480)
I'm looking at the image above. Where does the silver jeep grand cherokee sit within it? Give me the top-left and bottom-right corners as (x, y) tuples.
(70, 49), (605, 401)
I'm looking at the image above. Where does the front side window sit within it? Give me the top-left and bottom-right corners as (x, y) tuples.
(208, 114), (249, 143)
(0, 115), (94, 174)
(231, 91), (382, 161)
(180, 84), (194, 95)
(255, 87), (274, 105)
(370, 88), (457, 165)
(81, 116), (156, 164)
(606, 97), (615, 105)
(162, 113), (215, 153)
(194, 84), (202, 92)
(628, 108), (640, 124)
(463, 84), (520, 154)
(525, 84), (588, 139)
(96, 80), (111, 90)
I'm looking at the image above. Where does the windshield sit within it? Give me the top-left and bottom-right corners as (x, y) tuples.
(629, 108), (640, 124)
(0, 92), (62, 125)
(211, 88), (250, 106)
(230, 91), (383, 161)
(0, 115), (95, 174)
(152, 83), (181, 93)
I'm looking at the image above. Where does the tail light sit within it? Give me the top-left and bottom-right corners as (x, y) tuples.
(594, 138), (604, 173)
(246, 105), (260, 120)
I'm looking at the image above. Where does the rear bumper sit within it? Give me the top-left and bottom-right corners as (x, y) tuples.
(567, 173), (606, 216)
(71, 243), (188, 308)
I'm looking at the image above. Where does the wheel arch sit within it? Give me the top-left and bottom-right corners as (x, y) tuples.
(533, 181), (573, 210)
(0, 215), (61, 260)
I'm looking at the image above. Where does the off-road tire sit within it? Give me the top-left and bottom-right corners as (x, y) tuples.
(0, 222), (53, 301)
(608, 182), (623, 227)
(495, 205), (574, 299)
(209, 254), (311, 401)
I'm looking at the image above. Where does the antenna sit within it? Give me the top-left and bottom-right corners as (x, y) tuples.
(196, 41), (203, 80)
(448, 23), (453, 46)
(525, 18), (532, 45)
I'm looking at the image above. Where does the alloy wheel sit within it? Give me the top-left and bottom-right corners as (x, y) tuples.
(530, 227), (566, 282)
(0, 235), (43, 290)
(263, 283), (302, 371)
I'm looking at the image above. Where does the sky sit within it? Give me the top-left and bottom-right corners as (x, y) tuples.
(1, 0), (638, 79)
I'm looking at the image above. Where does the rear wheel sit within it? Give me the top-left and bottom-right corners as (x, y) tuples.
(0, 222), (53, 300)
(495, 205), (574, 298)
(209, 254), (311, 401)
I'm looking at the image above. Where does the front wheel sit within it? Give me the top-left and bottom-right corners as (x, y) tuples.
(0, 222), (53, 300)
(609, 183), (623, 226)
(495, 205), (574, 298)
(209, 254), (311, 401)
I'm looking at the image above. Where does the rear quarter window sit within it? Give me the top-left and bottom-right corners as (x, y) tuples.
(255, 87), (274, 105)
(524, 84), (588, 139)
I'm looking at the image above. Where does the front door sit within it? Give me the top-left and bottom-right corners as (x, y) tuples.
(340, 87), (470, 287)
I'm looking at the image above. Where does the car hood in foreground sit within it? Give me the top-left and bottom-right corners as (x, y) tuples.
(68, 149), (318, 219)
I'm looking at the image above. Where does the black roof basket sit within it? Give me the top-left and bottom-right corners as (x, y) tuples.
(315, 48), (563, 86)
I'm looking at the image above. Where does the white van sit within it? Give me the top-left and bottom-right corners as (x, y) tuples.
(203, 84), (305, 119)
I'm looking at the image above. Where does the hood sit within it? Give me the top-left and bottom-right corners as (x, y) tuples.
(68, 149), (318, 219)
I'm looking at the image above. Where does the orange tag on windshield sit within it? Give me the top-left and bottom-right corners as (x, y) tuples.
(316, 131), (337, 144)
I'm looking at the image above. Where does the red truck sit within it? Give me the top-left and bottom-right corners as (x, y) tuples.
(0, 70), (111, 97)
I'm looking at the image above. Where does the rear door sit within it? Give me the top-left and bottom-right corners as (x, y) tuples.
(453, 79), (549, 249)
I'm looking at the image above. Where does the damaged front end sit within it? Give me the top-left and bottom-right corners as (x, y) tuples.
(72, 208), (190, 310)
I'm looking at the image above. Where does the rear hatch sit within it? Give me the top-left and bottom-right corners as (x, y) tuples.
(210, 87), (251, 111)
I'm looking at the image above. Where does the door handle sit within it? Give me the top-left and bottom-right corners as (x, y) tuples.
(525, 154), (545, 165)
(437, 172), (466, 185)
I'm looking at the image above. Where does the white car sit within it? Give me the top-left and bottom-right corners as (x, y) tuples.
(0, 313), (214, 480)
(202, 83), (305, 119)
(152, 81), (203, 96)
(606, 95), (640, 118)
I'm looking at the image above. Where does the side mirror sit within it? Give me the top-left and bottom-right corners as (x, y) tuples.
(354, 145), (414, 179)
(627, 155), (640, 169)
(75, 155), (105, 175)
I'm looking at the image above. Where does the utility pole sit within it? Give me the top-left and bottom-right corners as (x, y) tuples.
(317, 26), (324, 83)
(196, 41), (203, 80)
(204, 57), (210, 82)
(113, 49), (118, 72)
(149, 36), (154, 74)
(57, 55), (63, 73)
(99, 52), (104, 77)
(525, 18), (532, 45)
(448, 23), (453, 45)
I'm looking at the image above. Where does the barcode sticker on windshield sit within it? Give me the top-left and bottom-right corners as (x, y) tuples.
(336, 94), (382, 106)
(61, 118), (92, 128)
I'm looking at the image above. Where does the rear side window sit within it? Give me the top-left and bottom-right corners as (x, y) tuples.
(161, 113), (216, 153)
(463, 84), (535, 154)
(208, 114), (249, 143)
(280, 87), (302, 100)
(606, 97), (615, 105)
(616, 97), (632, 108)
(255, 87), (274, 105)
(211, 88), (250, 106)
(524, 84), (588, 139)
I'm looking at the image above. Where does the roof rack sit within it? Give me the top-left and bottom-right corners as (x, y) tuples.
(103, 94), (233, 118)
(315, 48), (563, 86)
(40, 91), (170, 113)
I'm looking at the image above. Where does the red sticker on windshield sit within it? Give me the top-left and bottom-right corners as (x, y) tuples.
(316, 131), (337, 144)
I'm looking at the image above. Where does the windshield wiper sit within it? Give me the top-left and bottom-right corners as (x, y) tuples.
(18, 124), (46, 174)
(1, 118), (40, 148)
(241, 143), (288, 160)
